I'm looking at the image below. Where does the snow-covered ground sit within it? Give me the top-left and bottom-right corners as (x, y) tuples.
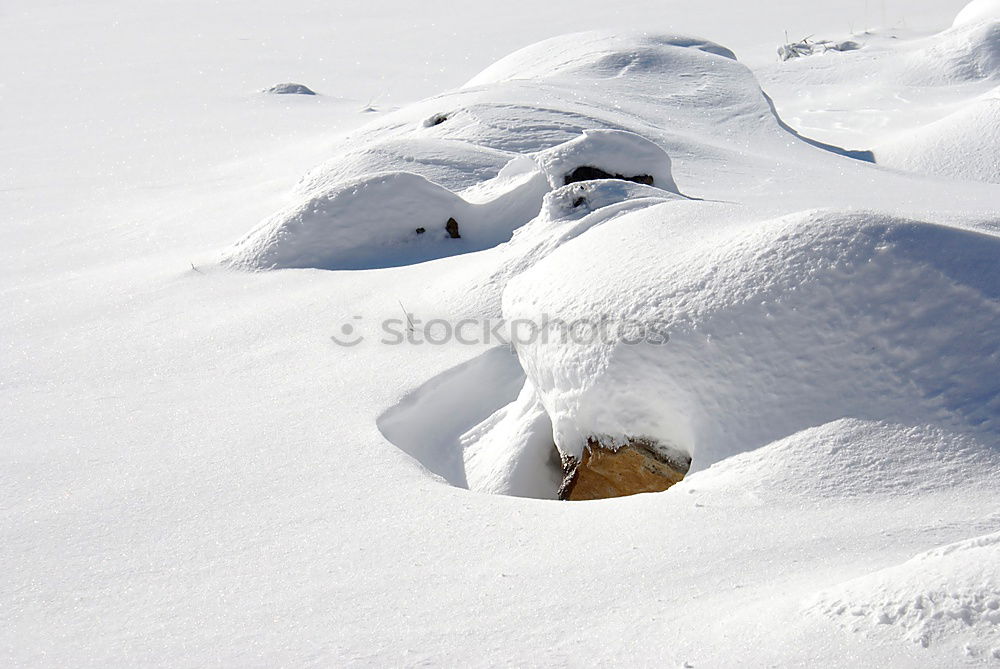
(3, 0), (999, 666)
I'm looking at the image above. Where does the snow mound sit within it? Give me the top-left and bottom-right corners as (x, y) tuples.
(808, 531), (1000, 658)
(296, 30), (778, 196)
(226, 30), (869, 271)
(532, 129), (677, 192)
(502, 208), (1000, 467)
(955, 0), (1000, 27)
(759, 16), (1000, 155)
(221, 128), (684, 270)
(464, 32), (736, 87)
(904, 18), (1000, 85)
(297, 138), (517, 193)
(876, 86), (1000, 183)
(263, 82), (316, 95)
(687, 420), (1000, 500)
(224, 171), (478, 270)
(532, 178), (679, 223)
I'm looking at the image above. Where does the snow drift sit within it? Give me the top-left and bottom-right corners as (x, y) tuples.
(876, 86), (1000, 183)
(763, 4), (1000, 181)
(809, 530), (1000, 659)
(902, 17), (1000, 85)
(954, 0), (1000, 28)
(223, 31), (866, 271)
(223, 129), (677, 270)
(688, 419), (1000, 500)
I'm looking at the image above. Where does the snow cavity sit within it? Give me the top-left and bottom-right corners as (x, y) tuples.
(376, 347), (564, 499)
(376, 347), (530, 490)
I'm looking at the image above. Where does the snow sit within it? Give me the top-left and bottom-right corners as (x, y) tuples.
(222, 128), (678, 271)
(263, 82), (317, 95)
(809, 530), (1000, 659)
(690, 420), (1000, 500)
(760, 8), (1000, 160)
(954, 0), (1000, 27)
(503, 209), (1000, 466)
(531, 129), (678, 192)
(464, 31), (737, 87)
(876, 85), (1000, 183)
(377, 346), (528, 490)
(461, 378), (562, 499)
(5, 0), (1000, 666)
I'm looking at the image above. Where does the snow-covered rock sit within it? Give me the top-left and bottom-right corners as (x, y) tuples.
(220, 127), (685, 271)
(532, 129), (677, 192)
(502, 208), (1000, 468)
(223, 166), (549, 270)
(225, 30), (861, 271)
(263, 82), (317, 95)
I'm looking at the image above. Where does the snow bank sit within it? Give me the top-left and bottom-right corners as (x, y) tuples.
(808, 531), (1000, 659)
(464, 32), (736, 87)
(876, 86), (1000, 183)
(224, 171), (477, 270)
(221, 129), (684, 270)
(760, 13), (1000, 155)
(687, 419), (1000, 500)
(225, 30), (855, 271)
(903, 18), (1000, 85)
(502, 208), (1000, 467)
(954, 0), (1000, 27)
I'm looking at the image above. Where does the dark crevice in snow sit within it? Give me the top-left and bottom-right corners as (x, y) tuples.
(423, 112), (449, 127)
(563, 166), (655, 187)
